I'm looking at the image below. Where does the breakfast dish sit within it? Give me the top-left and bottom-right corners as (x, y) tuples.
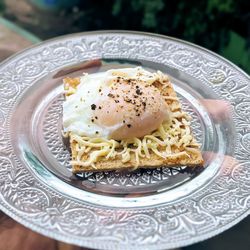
(63, 67), (203, 173)
(2, 32), (247, 249)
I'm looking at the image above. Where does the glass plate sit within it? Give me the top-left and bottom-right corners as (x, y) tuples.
(0, 31), (249, 250)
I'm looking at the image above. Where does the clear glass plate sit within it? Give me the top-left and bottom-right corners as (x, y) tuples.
(0, 31), (249, 250)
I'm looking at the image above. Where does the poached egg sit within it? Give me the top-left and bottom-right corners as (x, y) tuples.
(63, 67), (170, 140)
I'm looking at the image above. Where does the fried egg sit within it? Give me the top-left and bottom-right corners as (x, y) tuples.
(63, 67), (170, 139)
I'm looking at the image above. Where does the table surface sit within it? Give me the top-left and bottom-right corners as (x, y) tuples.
(0, 18), (249, 250)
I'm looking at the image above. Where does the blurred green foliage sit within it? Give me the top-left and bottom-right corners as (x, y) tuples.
(74, 0), (249, 72)
(76, 0), (248, 50)
(0, 0), (5, 13)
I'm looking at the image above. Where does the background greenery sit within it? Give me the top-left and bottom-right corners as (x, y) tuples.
(74, 0), (250, 73)
(0, 0), (4, 13)
(0, 0), (249, 73)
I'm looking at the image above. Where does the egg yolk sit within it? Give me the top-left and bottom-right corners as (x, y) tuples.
(94, 78), (170, 140)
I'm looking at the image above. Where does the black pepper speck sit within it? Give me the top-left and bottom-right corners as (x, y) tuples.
(91, 104), (96, 110)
